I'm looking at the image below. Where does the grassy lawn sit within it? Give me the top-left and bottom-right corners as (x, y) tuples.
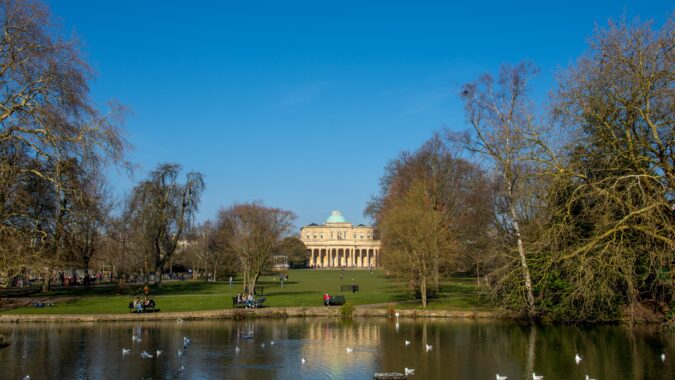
(1, 270), (492, 314)
(395, 276), (493, 311)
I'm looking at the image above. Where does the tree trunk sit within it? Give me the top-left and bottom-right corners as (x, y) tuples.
(432, 257), (440, 292)
(509, 203), (535, 318)
(154, 267), (163, 288)
(248, 274), (258, 296)
(420, 276), (428, 309)
(41, 266), (51, 292)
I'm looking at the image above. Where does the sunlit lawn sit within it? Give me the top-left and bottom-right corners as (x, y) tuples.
(2, 270), (492, 314)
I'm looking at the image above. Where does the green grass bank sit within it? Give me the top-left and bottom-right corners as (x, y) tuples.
(1, 270), (492, 315)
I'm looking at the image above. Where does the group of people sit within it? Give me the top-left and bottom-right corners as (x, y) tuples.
(235, 293), (255, 308)
(132, 297), (155, 312)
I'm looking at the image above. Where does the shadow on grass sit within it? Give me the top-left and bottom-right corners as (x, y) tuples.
(263, 290), (318, 297)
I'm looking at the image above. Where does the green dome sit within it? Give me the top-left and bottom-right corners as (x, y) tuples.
(326, 210), (347, 224)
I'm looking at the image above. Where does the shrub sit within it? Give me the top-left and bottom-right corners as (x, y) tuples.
(340, 302), (355, 319)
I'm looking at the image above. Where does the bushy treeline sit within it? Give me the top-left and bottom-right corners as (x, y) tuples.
(370, 17), (674, 323)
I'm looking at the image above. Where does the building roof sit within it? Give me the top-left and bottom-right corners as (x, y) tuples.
(326, 210), (347, 224)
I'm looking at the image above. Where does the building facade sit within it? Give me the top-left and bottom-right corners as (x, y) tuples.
(300, 211), (381, 268)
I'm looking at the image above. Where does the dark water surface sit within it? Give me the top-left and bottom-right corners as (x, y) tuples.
(0, 318), (673, 379)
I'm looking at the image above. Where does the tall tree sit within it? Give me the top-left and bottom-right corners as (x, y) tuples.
(459, 63), (542, 318)
(379, 179), (456, 308)
(130, 163), (204, 287)
(217, 202), (295, 294)
(535, 16), (674, 322)
(0, 0), (127, 286)
(369, 135), (492, 302)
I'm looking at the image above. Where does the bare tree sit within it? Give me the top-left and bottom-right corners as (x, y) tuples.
(459, 62), (542, 318)
(0, 0), (128, 287)
(130, 163), (204, 287)
(216, 202), (295, 294)
(379, 179), (457, 308)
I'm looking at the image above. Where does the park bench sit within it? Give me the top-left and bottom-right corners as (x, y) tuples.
(327, 295), (345, 306)
(232, 296), (266, 308)
(33, 301), (54, 308)
(340, 284), (359, 293)
(128, 299), (159, 313)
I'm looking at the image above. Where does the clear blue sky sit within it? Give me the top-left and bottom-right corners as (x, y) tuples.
(46, 1), (671, 230)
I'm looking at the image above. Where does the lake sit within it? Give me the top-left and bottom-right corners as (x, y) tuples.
(0, 318), (673, 379)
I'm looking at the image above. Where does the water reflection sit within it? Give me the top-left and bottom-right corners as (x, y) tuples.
(0, 318), (673, 379)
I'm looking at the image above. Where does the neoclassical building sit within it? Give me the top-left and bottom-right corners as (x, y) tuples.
(301, 211), (381, 268)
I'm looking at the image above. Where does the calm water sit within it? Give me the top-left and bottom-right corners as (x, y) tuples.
(0, 318), (673, 380)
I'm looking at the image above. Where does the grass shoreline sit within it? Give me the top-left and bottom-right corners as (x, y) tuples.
(1, 269), (493, 316)
(0, 306), (502, 324)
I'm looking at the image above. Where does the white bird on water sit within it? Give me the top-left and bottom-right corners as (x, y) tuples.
(575, 354), (583, 364)
(496, 374), (507, 380)
(405, 340), (411, 346)
(405, 367), (415, 375)
(585, 375), (596, 380)
(661, 353), (666, 362)
(177, 349), (183, 356)
(532, 373), (544, 380)
(132, 335), (142, 343)
(346, 347), (354, 353)
(140, 351), (154, 359)
(261, 343), (266, 348)
(23, 376), (31, 380)
(270, 341), (275, 346)
(235, 346), (241, 354)
(301, 357), (306, 365)
(425, 344), (433, 352)
(156, 350), (162, 357)
(122, 348), (131, 355)
(183, 336), (191, 347)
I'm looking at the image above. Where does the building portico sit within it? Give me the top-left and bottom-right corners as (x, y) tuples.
(301, 211), (381, 268)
